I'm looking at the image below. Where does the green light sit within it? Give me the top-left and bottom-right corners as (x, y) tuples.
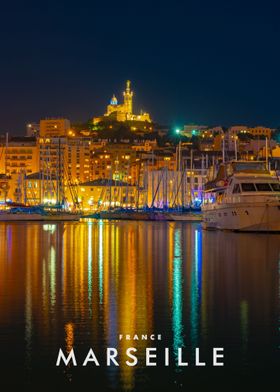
(175, 129), (180, 134)
(192, 129), (197, 136)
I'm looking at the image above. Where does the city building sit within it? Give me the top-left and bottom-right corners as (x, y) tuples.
(38, 137), (66, 204)
(146, 169), (207, 208)
(0, 136), (39, 176)
(2, 113), (278, 208)
(21, 172), (79, 207)
(243, 139), (276, 155)
(181, 124), (208, 138)
(0, 174), (9, 203)
(90, 144), (138, 184)
(39, 118), (71, 137)
(131, 140), (157, 152)
(66, 138), (91, 184)
(228, 125), (248, 135)
(229, 125), (272, 139)
(76, 179), (138, 211)
(247, 126), (272, 139)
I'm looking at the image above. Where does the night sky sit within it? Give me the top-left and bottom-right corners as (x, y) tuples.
(1, 0), (279, 134)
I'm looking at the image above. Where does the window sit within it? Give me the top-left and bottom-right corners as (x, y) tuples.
(233, 184), (240, 193)
(271, 183), (280, 191)
(241, 183), (256, 192)
(255, 183), (272, 192)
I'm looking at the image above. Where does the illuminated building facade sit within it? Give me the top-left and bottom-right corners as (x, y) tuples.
(0, 136), (39, 202)
(90, 144), (139, 184)
(66, 138), (91, 184)
(0, 175), (9, 203)
(38, 136), (92, 204)
(38, 137), (66, 204)
(40, 118), (71, 137)
(146, 169), (207, 208)
(93, 81), (152, 125)
(76, 179), (138, 210)
(0, 137), (39, 176)
(247, 126), (272, 138)
(131, 140), (157, 152)
(229, 125), (272, 139)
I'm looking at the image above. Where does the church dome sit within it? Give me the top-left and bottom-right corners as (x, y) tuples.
(110, 94), (118, 105)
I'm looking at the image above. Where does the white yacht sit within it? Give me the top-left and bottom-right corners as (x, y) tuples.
(202, 161), (280, 231)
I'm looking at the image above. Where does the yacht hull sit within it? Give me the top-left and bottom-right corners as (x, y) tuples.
(0, 213), (45, 221)
(202, 202), (280, 232)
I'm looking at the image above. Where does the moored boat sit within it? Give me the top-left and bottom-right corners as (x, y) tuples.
(167, 212), (202, 221)
(0, 206), (81, 222)
(202, 161), (280, 232)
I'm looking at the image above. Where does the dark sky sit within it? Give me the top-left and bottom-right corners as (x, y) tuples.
(1, 0), (280, 134)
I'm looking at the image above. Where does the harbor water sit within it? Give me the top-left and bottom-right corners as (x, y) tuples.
(0, 221), (279, 390)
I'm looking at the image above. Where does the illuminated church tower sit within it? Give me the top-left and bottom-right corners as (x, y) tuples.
(93, 80), (151, 125)
(123, 80), (133, 116)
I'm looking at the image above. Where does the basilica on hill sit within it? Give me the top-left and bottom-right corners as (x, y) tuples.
(93, 80), (152, 125)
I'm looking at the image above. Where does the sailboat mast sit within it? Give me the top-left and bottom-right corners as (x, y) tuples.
(181, 157), (184, 209)
(4, 132), (8, 203)
(265, 137), (268, 170)
(5, 132), (8, 176)
(58, 137), (61, 207)
(24, 172), (27, 205)
(190, 148), (193, 205)
(151, 151), (154, 208)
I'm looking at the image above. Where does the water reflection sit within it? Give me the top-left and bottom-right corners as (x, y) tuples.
(0, 222), (279, 390)
(87, 223), (92, 311)
(240, 300), (249, 361)
(190, 229), (202, 350)
(172, 228), (184, 364)
(98, 221), (103, 304)
(278, 258), (280, 351)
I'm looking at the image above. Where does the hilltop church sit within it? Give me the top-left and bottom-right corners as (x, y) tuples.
(93, 81), (152, 125)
